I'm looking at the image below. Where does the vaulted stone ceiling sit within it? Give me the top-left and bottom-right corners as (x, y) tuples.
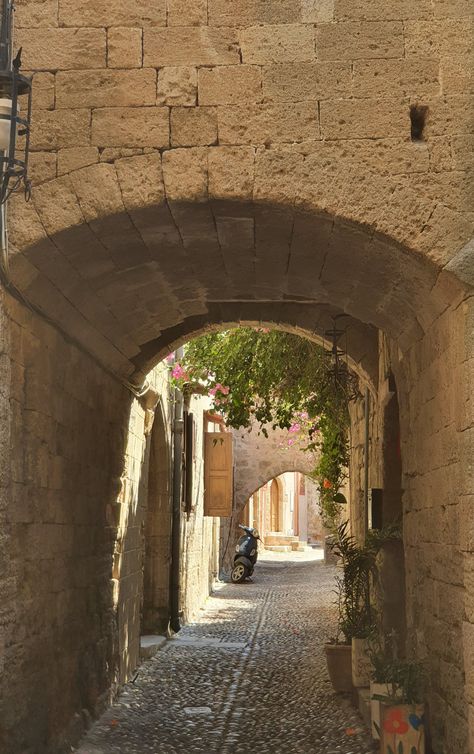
(8, 153), (465, 386)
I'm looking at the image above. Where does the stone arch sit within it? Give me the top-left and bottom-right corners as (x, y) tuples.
(233, 419), (319, 512)
(8, 155), (469, 388)
(4, 7), (474, 750)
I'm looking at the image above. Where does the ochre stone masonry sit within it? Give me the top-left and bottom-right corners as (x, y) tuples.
(1, 1), (473, 753)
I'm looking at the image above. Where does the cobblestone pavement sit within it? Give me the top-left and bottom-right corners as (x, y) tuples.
(76, 551), (376, 754)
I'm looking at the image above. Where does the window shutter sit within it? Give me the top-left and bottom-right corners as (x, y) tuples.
(204, 432), (233, 517)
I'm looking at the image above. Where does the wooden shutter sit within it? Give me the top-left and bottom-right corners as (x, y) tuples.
(204, 432), (233, 517)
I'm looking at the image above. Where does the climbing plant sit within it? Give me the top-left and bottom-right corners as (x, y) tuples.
(169, 327), (351, 531)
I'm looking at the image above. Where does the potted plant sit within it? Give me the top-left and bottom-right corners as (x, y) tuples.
(370, 638), (425, 753)
(324, 575), (353, 693)
(325, 522), (375, 692)
(329, 522), (378, 689)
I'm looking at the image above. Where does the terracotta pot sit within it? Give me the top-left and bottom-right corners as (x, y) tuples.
(324, 643), (353, 693)
(380, 702), (425, 754)
(351, 637), (372, 687)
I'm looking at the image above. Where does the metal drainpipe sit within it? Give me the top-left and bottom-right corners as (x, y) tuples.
(364, 387), (370, 540)
(170, 348), (184, 633)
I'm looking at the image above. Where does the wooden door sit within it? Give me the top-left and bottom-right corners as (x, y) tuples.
(204, 432), (233, 517)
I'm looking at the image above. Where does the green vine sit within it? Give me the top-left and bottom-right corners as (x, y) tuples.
(168, 328), (351, 530)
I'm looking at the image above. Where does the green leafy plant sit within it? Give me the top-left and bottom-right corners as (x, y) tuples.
(168, 328), (351, 531)
(368, 633), (425, 705)
(330, 522), (402, 644)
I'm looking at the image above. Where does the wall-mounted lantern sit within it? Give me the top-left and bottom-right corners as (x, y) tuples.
(325, 315), (360, 402)
(0, 0), (32, 205)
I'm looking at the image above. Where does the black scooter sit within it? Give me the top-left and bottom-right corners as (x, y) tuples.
(231, 524), (260, 583)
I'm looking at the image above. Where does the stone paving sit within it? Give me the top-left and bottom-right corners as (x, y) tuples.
(75, 551), (376, 754)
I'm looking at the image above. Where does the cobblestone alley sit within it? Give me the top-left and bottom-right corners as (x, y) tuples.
(75, 552), (374, 754)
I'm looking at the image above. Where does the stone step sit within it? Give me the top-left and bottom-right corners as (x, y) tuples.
(140, 635), (167, 660)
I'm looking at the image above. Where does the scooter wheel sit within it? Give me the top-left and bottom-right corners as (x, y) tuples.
(231, 563), (247, 583)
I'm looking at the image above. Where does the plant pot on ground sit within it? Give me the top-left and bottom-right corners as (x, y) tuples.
(369, 638), (425, 752)
(324, 642), (353, 693)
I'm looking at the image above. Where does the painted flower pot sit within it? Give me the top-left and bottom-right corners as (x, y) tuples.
(351, 637), (372, 687)
(380, 703), (425, 754)
(324, 643), (353, 693)
(370, 682), (397, 740)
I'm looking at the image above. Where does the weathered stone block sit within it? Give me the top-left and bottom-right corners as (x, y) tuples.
(17, 28), (106, 70)
(56, 70), (156, 109)
(301, 0), (335, 22)
(316, 21), (404, 59)
(434, 0), (472, 17)
(29, 152), (57, 185)
(320, 98), (408, 139)
(424, 96), (473, 137)
(441, 56), (473, 95)
(29, 72), (55, 110)
(335, 0), (432, 19)
(59, 0), (167, 27)
(263, 62), (351, 101)
(404, 19), (472, 57)
(162, 147), (208, 201)
(144, 27), (240, 67)
(107, 28), (143, 69)
(218, 103), (319, 144)
(157, 67), (197, 106)
(57, 147), (99, 175)
(91, 108), (170, 149)
(168, 0), (207, 25)
(240, 24), (315, 64)
(115, 153), (165, 214)
(199, 66), (262, 105)
(209, 0), (302, 25)
(15, 0), (58, 27)
(352, 59), (440, 98)
(100, 148), (144, 162)
(171, 107), (218, 146)
(208, 146), (255, 199)
(31, 109), (91, 150)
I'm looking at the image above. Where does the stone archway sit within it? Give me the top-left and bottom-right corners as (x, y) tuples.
(2, 5), (473, 752)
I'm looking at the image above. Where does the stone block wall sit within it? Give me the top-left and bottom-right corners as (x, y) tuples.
(349, 306), (473, 753)
(0, 290), (222, 753)
(0, 291), (131, 753)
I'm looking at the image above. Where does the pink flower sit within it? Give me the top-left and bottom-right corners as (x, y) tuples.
(220, 386), (230, 395)
(288, 438), (295, 446)
(215, 399), (221, 405)
(289, 423), (300, 433)
(172, 363), (188, 380)
(209, 387), (217, 396)
(165, 353), (175, 363)
(300, 411), (309, 420)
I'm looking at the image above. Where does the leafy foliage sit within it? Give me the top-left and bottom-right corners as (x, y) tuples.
(170, 327), (351, 530)
(330, 521), (402, 644)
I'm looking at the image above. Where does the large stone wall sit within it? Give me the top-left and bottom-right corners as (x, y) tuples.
(349, 311), (474, 753)
(0, 289), (221, 753)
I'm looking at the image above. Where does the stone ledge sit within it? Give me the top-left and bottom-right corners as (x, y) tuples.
(140, 635), (167, 659)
